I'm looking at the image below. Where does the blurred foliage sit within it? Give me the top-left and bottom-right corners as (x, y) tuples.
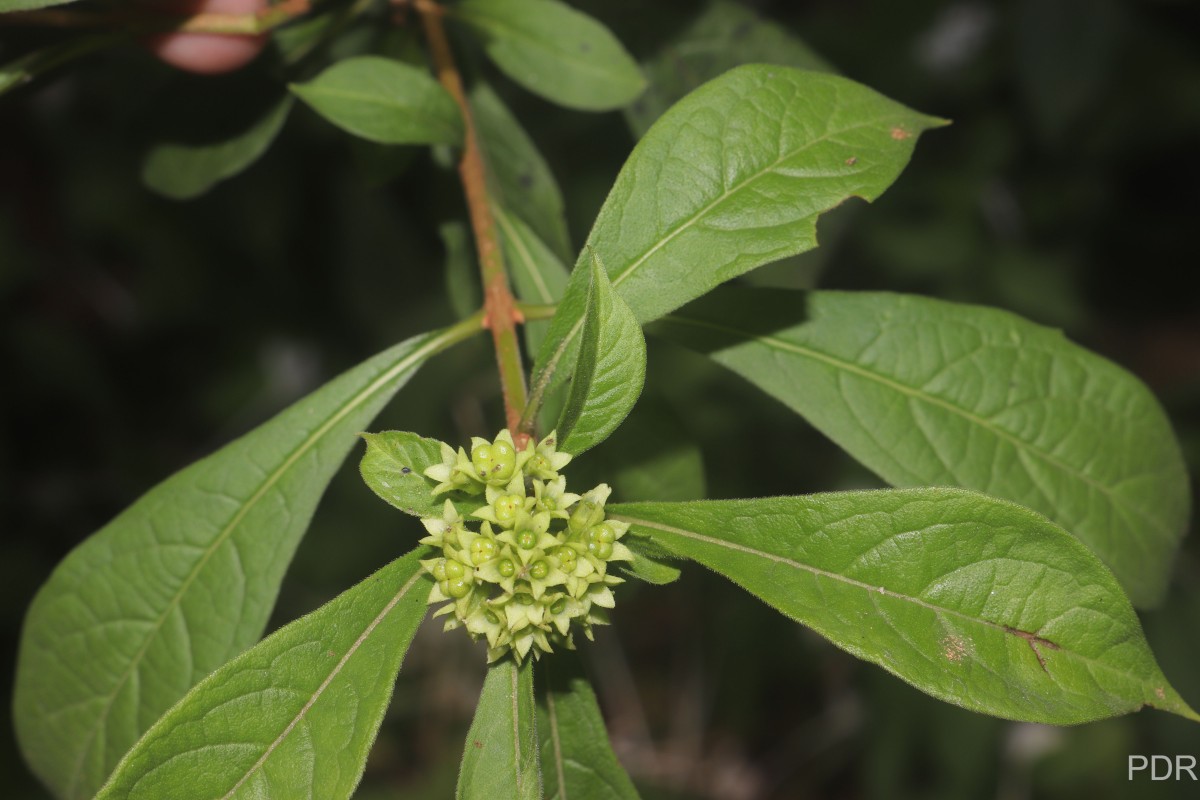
(3, 0), (1200, 797)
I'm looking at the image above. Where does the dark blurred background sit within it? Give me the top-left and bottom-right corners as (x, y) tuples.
(3, 0), (1200, 797)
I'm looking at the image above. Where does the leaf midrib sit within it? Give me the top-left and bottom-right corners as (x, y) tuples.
(612, 512), (1151, 692)
(293, 84), (457, 141)
(608, 108), (890, 290)
(297, 84), (423, 109)
(218, 569), (425, 798)
(659, 313), (1164, 538)
(538, 103), (895, 394)
(67, 331), (446, 799)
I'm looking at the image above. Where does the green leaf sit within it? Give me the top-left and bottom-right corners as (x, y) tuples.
(473, 83), (572, 261)
(611, 490), (1200, 725)
(538, 653), (640, 800)
(655, 288), (1190, 608)
(359, 430), (444, 515)
(142, 95), (294, 201)
(95, 551), (431, 800)
(496, 207), (570, 307)
(494, 204), (571, 355)
(626, 0), (835, 137)
(621, 541), (682, 586)
(359, 430), (477, 519)
(14, 326), (469, 800)
(556, 254), (646, 455)
(0, 0), (77, 12)
(453, 0), (646, 111)
(290, 56), (463, 145)
(458, 658), (542, 800)
(531, 65), (943, 403)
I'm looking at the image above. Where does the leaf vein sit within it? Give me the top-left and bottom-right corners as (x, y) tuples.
(614, 513), (1152, 687)
(218, 569), (424, 799)
(68, 331), (445, 795)
(661, 314), (1162, 534)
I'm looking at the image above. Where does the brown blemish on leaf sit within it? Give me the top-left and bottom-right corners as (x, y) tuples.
(890, 126), (911, 141)
(941, 635), (968, 663)
(1156, 687), (1166, 700)
(1004, 626), (1060, 674)
(845, 156), (858, 166)
(473, 740), (484, 749)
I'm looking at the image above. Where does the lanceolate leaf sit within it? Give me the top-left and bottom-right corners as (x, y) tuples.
(142, 94), (294, 200)
(655, 288), (1190, 608)
(290, 56), (463, 145)
(453, 0), (645, 112)
(532, 65), (942, 403)
(360, 430), (476, 519)
(610, 490), (1200, 725)
(538, 653), (641, 800)
(95, 551), (431, 800)
(556, 255), (646, 455)
(14, 325), (473, 800)
(474, 84), (572, 261)
(458, 658), (542, 800)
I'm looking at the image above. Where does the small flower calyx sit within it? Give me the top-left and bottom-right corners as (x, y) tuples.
(418, 430), (630, 663)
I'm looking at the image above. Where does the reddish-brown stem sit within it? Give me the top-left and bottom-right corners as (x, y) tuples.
(414, 0), (530, 444)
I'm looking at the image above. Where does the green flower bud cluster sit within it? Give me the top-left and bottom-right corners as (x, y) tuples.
(419, 430), (631, 662)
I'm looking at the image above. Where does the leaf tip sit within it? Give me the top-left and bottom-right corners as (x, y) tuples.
(1152, 685), (1200, 723)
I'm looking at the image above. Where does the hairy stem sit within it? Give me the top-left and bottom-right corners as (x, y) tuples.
(415, 0), (530, 441)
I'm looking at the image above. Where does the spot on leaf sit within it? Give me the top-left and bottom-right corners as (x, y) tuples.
(941, 634), (968, 663)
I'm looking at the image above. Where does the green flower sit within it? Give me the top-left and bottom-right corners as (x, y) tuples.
(418, 500), (467, 549)
(568, 484), (610, 534)
(469, 429), (532, 486)
(532, 476), (579, 518)
(526, 431), (572, 480)
(418, 431), (629, 663)
(423, 442), (484, 496)
(471, 475), (532, 528)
